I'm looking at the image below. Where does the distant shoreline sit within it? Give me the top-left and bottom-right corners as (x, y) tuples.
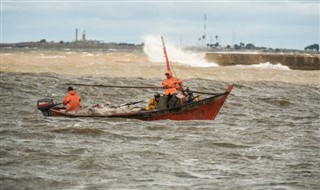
(0, 41), (144, 52)
(1, 41), (319, 71)
(1, 41), (319, 55)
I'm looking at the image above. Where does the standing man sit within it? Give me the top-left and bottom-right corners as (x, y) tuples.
(63, 87), (81, 111)
(162, 70), (184, 108)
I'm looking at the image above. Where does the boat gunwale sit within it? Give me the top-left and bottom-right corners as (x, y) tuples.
(49, 91), (230, 119)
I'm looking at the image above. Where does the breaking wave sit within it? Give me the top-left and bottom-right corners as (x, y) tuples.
(236, 62), (291, 70)
(142, 34), (218, 68)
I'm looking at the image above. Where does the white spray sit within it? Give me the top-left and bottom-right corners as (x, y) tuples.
(236, 62), (291, 71)
(142, 35), (218, 67)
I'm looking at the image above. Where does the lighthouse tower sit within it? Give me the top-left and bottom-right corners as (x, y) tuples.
(82, 31), (86, 41)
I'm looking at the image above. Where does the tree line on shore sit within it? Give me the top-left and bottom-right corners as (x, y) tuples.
(207, 42), (319, 52)
(0, 39), (142, 50)
(1, 39), (319, 52)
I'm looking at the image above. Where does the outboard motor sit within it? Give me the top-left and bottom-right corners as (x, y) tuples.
(37, 98), (54, 116)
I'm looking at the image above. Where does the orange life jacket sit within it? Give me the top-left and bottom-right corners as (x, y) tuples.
(63, 90), (81, 111)
(162, 72), (184, 95)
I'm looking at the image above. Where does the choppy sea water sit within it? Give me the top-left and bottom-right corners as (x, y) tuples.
(1, 70), (319, 189)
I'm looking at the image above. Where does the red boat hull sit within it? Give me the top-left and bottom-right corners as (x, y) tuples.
(49, 84), (233, 121)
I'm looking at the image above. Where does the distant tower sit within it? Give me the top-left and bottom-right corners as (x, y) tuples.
(75, 28), (78, 42)
(82, 30), (86, 41)
(202, 14), (207, 48)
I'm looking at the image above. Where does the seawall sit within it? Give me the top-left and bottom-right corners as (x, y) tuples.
(205, 52), (320, 70)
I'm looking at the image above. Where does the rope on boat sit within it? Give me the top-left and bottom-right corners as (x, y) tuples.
(65, 83), (226, 96)
(65, 83), (161, 89)
(189, 90), (225, 96)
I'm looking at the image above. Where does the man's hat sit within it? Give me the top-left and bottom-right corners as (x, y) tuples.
(165, 70), (172, 76)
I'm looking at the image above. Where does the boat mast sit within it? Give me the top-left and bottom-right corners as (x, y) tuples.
(161, 36), (171, 72)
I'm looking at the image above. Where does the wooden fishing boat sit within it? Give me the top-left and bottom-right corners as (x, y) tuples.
(37, 36), (233, 121)
(37, 84), (233, 121)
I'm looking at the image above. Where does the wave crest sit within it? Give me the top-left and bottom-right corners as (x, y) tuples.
(236, 62), (291, 70)
(142, 34), (218, 68)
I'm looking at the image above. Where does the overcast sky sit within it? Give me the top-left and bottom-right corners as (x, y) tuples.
(1, 0), (319, 50)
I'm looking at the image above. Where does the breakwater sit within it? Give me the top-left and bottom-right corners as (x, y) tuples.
(205, 52), (320, 70)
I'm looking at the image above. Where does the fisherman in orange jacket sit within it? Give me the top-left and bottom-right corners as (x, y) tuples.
(63, 87), (81, 111)
(162, 70), (185, 108)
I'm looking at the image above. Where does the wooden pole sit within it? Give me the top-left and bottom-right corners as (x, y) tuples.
(161, 36), (171, 72)
(65, 83), (161, 89)
(65, 83), (223, 96)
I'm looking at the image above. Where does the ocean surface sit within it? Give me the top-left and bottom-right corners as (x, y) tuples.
(1, 46), (320, 189)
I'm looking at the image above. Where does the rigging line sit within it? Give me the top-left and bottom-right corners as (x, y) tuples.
(170, 60), (178, 78)
(171, 60), (188, 85)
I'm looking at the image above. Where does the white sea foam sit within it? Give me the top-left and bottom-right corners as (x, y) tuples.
(41, 55), (65, 59)
(81, 52), (95, 57)
(236, 62), (291, 70)
(142, 35), (218, 68)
